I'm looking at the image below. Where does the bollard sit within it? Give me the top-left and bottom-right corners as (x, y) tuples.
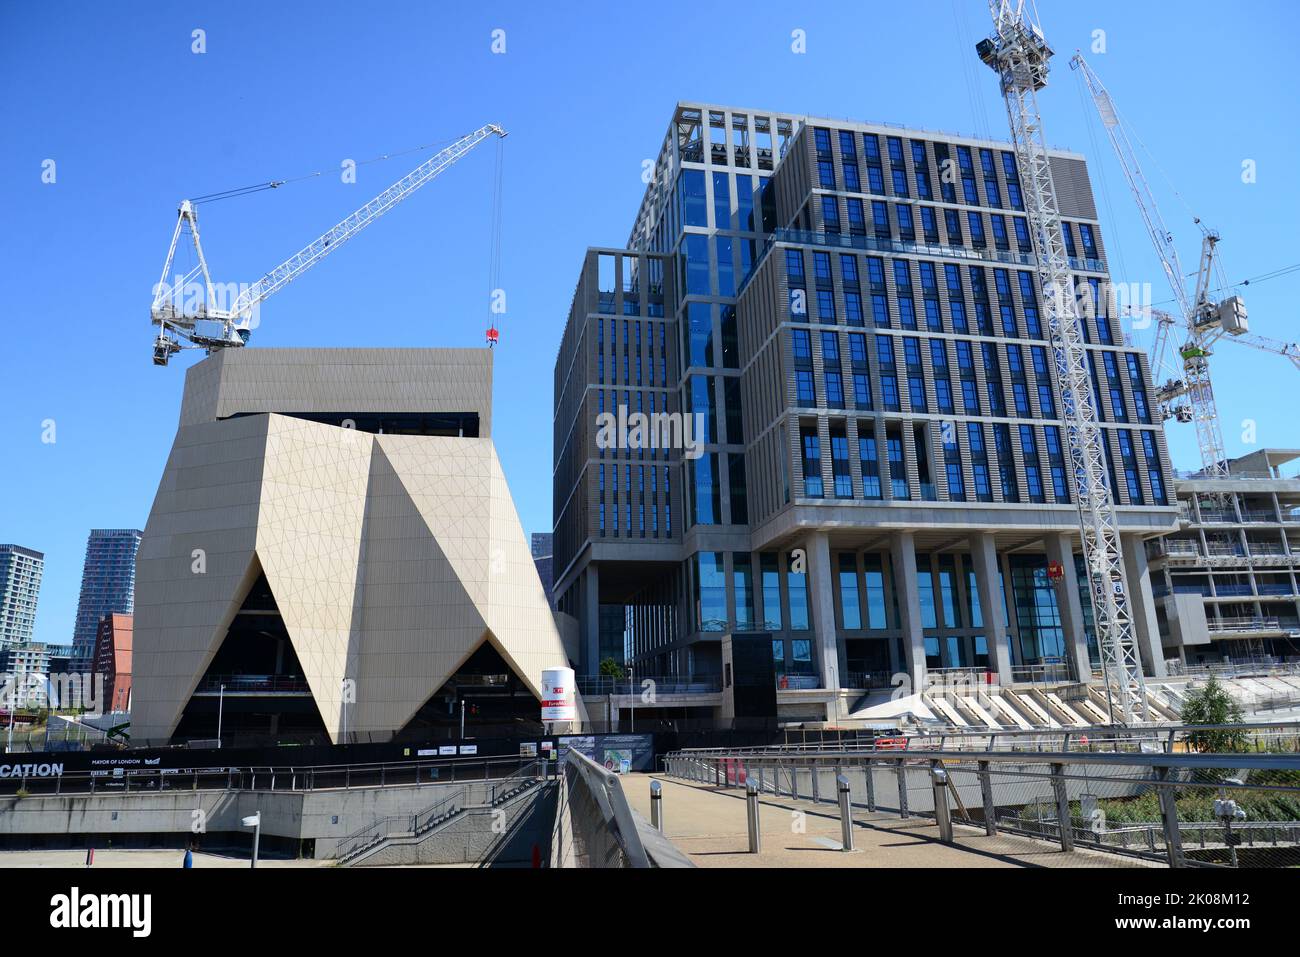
(978, 760), (997, 836)
(837, 774), (854, 851)
(931, 767), (953, 843)
(746, 779), (761, 853)
(1051, 763), (1074, 853)
(650, 779), (663, 831)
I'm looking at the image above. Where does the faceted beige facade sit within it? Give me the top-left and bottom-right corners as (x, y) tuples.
(131, 348), (575, 742)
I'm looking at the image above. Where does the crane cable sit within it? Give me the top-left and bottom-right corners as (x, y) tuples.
(188, 133), (472, 206)
(486, 134), (505, 347)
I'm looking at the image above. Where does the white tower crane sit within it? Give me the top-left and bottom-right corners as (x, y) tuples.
(976, 1), (1148, 723)
(150, 123), (507, 366)
(1071, 55), (1299, 474)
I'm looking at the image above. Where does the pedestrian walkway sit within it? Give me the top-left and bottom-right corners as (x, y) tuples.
(621, 773), (1151, 868)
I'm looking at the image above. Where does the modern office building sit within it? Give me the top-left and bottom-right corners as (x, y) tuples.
(131, 347), (578, 744)
(553, 102), (1179, 722)
(531, 533), (555, 607)
(1149, 448), (1300, 665)
(0, 544), (43, 650)
(70, 528), (142, 674)
(93, 613), (133, 713)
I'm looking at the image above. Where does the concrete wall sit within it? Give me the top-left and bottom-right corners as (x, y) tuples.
(0, 782), (474, 859)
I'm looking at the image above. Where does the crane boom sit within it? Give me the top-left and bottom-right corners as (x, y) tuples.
(150, 123), (506, 365)
(977, 0), (1148, 723)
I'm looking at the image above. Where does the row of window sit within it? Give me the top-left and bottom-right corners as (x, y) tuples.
(593, 317), (671, 388)
(813, 128), (1024, 212)
(597, 463), (674, 538)
(796, 417), (1167, 506)
(785, 250), (1121, 344)
(790, 327), (1151, 425)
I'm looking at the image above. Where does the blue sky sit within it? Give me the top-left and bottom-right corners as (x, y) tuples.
(2, 0), (1298, 647)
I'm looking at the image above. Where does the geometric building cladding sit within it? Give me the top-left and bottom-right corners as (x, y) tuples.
(553, 102), (1180, 716)
(131, 347), (575, 744)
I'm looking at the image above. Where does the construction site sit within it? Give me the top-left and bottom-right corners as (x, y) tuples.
(2, 2), (1300, 895)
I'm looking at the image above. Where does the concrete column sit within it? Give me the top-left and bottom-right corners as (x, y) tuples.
(969, 532), (1013, 686)
(1122, 536), (1168, 678)
(1045, 533), (1092, 683)
(890, 531), (928, 694)
(806, 531), (843, 717)
(582, 563), (600, 676)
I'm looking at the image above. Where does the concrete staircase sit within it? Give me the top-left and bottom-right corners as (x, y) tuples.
(340, 776), (544, 867)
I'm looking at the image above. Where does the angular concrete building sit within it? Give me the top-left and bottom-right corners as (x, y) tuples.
(131, 348), (576, 745)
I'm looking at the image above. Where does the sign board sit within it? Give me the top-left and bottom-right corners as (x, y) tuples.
(541, 667), (577, 721)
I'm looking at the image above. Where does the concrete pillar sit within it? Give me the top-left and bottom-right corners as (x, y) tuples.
(969, 532), (1013, 686)
(1122, 536), (1168, 678)
(1045, 533), (1092, 683)
(806, 531), (843, 718)
(890, 531), (928, 694)
(582, 563), (600, 676)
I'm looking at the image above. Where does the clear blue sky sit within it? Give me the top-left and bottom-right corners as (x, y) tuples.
(2, 0), (1298, 647)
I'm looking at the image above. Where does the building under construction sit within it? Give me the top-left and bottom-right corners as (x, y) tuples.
(552, 101), (1182, 725)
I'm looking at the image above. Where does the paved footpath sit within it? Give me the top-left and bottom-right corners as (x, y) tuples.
(621, 773), (1151, 868)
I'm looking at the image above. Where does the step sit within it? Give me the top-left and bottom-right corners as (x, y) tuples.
(983, 692), (1033, 729)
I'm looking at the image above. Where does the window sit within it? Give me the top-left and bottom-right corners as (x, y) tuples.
(904, 337), (926, 413)
(801, 426), (823, 498)
(968, 423), (992, 502)
(831, 427), (853, 498)
(1020, 425), (1044, 503)
(788, 553), (810, 630)
(694, 552), (727, 632)
(821, 194), (840, 233)
(1032, 345), (1055, 416)
(877, 335), (900, 411)
(872, 201), (890, 238)
(859, 433), (882, 499)
(1141, 430), (1167, 505)
(838, 553), (861, 628)
(822, 331), (845, 409)
(943, 427), (964, 500)
(931, 340), (954, 414)
(1045, 425), (1069, 501)
(761, 553), (783, 630)
(887, 430), (909, 499)
(994, 424), (1018, 502)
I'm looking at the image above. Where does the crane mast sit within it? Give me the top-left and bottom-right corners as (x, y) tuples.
(150, 123), (507, 365)
(977, 1), (1147, 723)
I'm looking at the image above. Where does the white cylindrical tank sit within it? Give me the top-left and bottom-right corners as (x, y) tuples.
(540, 667), (577, 722)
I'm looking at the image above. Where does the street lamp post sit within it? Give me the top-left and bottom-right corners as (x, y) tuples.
(627, 662), (634, 734)
(216, 684), (225, 749)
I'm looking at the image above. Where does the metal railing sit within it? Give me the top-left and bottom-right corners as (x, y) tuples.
(1208, 616), (1282, 633)
(663, 744), (1300, 867)
(193, 675), (312, 694)
(0, 753), (543, 798)
(551, 748), (650, 868)
(337, 759), (545, 863)
(575, 675), (722, 696)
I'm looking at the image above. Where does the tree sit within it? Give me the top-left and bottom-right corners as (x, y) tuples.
(1180, 676), (1248, 753)
(598, 657), (625, 680)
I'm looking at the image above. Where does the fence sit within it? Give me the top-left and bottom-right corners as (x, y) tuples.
(0, 753), (545, 798)
(663, 746), (1300, 868)
(550, 748), (656, 868)
(336, 760), (545, 863)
